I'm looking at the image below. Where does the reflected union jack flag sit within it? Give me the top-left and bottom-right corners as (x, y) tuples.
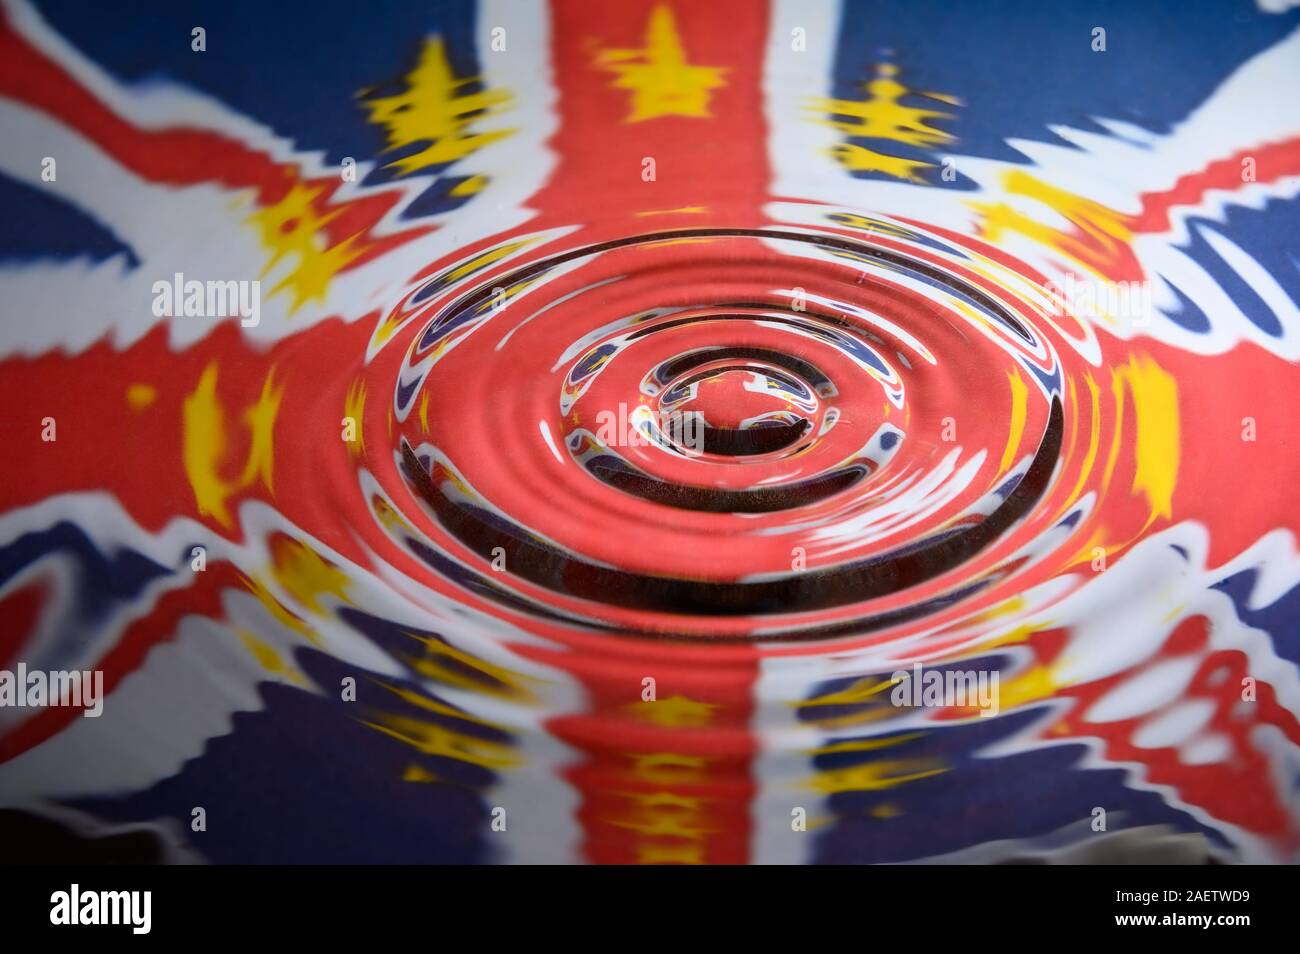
(1, 0), (1299, 866)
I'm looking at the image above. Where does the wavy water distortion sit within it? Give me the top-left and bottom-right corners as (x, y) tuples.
(394, 229), (1065, 631)
(2, 0), (1300, 866)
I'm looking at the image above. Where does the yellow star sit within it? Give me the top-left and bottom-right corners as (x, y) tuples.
(361, 36), (514, 174)
(246, 183), (365, 312)
(627, 694), (719, 728)
(626, 752), (711, 785)
(596, 5), (727, 122)
(637, 841), (705, 864)
(808, 63), (958, 183)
